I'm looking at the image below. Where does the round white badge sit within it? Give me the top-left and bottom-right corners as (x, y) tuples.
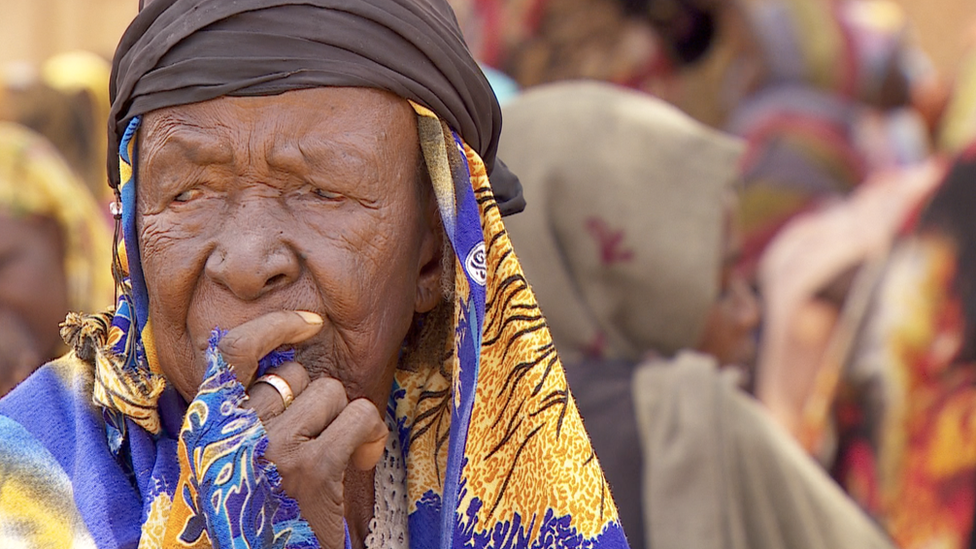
(464, 242), (487, 286)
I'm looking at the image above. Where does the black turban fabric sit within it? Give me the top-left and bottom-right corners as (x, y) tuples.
(109, 0), (525, 215)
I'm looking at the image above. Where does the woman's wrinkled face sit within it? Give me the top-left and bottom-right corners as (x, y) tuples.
(138, 88), (443, 405)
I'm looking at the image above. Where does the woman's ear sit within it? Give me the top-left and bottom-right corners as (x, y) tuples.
(415, 185), (446, 314)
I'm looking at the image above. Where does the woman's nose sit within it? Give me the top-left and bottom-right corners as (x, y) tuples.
(205, 218), (301, 301)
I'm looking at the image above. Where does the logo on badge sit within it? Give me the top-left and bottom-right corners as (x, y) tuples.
(464, 242), (487, 286)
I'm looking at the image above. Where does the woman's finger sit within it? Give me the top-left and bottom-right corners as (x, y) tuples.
(307, 399), (388, 472)
(351, 428), (388, 471)
(244, 361), (311, 422)
(265, 376), (348, 438)
(218, 310), (323, 384)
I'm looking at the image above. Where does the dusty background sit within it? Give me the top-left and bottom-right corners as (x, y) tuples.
(1, 0), (136, 65)
(0, 0), (973, 103)
(894, 0), (975, 75)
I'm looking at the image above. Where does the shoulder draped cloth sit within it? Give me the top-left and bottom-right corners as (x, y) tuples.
(0, 1), (625, 548)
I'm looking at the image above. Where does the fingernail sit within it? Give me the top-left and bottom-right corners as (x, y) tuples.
(296, 311), (323, 325)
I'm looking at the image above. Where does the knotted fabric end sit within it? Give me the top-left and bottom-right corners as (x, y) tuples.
(61, 310), (166, 435)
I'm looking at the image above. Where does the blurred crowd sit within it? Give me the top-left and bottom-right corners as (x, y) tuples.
(3, 0), (976, 548)
(0, 51), (114, 395)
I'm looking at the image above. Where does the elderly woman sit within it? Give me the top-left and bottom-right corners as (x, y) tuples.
(0, 1), (628, 548)
(0, 122), (113, 395)
(500, 81), (894, 549)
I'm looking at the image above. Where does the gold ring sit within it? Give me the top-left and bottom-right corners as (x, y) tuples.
(254, 374), (295, 409)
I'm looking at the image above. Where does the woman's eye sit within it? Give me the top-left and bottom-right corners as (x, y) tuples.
(173, 189), (203, 203)
(312, 188), (344, 202)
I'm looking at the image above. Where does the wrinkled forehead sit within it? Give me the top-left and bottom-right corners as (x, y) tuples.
(137, 88), (421, 180)
(140, 87), (416, 146)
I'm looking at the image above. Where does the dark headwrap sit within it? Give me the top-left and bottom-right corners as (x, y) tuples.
(109, 0), (524, 215)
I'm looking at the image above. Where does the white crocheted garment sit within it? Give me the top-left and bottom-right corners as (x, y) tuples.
(364, 419), (410, 549)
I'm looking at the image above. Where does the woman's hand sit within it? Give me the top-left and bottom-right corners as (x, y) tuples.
(218, 311), (388, 548)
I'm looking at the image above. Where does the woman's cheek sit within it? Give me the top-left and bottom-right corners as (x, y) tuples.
(140, 215), (208, 293)
(138, 212), (215, 391)
(301, 231), (409, 383)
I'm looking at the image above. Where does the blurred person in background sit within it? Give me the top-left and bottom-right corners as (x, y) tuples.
(501, 80), (893, 549)
(754, 158), (945, 453)
(825, 144), (976, 549)
(1, 50), (113, 205)
(709, 0), (942, 453)
(0, 121), (113, 395)
(448, 0), (932, 272)
(720, 0), (929, 278)
(749, 9), (976, 462)
(447, 0), (722, 96)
